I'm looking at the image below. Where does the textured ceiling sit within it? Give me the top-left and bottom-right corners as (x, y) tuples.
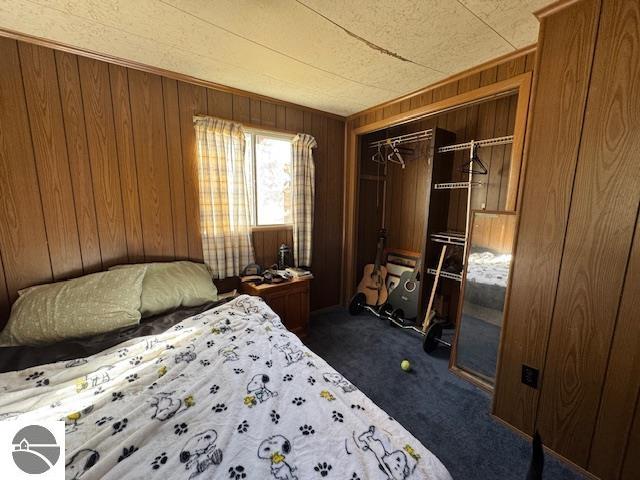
(0, 0), (552, 116)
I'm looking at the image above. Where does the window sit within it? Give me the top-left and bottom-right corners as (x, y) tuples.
(244, 130), (293, 226)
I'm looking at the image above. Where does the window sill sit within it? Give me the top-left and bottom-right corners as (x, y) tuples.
(251, 224), (293, 232)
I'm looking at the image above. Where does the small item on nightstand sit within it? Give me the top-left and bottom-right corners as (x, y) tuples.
(241, 263), (263, 276)
(277, 244), (293, 269)
(285, 267), (312, 279)
(241, 275), (264, 285)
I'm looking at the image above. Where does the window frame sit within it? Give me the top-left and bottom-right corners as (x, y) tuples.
(244, 127), (295, 229)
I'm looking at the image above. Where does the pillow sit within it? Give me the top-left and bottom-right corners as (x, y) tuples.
(0, 266), (146, 346)
(110, 261), (218, 318)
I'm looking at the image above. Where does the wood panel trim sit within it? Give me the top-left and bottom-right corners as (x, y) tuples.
(352, 73), (531, 135)
(348, 45), (536, 122)
(0, 27), (345, 122)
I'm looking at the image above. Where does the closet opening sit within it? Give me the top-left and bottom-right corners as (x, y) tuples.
(343, 73), (532, 390)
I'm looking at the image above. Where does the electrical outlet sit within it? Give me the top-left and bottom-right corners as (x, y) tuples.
(521, 365), (539, 388)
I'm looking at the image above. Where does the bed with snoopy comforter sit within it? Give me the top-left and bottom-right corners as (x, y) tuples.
(0, 295), (451, 480)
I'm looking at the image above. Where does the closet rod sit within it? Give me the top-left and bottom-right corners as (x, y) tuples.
(369, 129), (433, 148)
(436, 134), (513, 153)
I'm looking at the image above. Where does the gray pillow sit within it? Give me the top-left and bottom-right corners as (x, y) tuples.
(110, 261), (218, 318)
(0, 266), (146, 346)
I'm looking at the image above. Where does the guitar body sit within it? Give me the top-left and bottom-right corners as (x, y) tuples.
(387, 270), (420, 319)
(357, 264), (388, 306)
(356, 229), (388, 306)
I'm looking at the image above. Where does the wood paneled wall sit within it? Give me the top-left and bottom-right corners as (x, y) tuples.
(0, 36), (345, 324)
(494, 0), (640, 478)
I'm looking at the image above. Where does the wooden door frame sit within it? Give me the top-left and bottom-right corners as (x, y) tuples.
(340, 72), (533, 305)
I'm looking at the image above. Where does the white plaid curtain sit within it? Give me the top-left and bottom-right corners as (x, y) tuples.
(194, 116), (254, 278)
(292, 133), (317, 268)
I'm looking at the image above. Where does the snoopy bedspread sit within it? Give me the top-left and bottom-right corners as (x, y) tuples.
(0, 295), (452, 480)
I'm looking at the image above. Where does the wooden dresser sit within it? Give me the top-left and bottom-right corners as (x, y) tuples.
(240, 276), (312, 338)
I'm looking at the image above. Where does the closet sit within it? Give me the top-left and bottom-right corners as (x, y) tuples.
(355, 90), (522, 383)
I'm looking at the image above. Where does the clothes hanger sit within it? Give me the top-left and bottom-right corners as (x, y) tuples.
(386, 141), (406, 169)
(460, 142), (487, 175)
(372, 145), (386, 165)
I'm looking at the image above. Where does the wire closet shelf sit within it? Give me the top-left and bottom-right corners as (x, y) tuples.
(368, 129), (433, 148)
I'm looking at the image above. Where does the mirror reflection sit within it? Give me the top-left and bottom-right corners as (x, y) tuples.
(454, 211), (516, 387)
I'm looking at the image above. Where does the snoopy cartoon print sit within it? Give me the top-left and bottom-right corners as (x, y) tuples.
(174, 343), (197, 364)
(66, 449), (99, 479)
(273, 342), (304, 366)
(258, 435), (298, 480)
(218, 345), (239, 363)
(247, 373), (278, 403)
(149, 392), (183, 421)
(76, 365), (114, 391)
(180, 429), (223, 479)
(355, 426), (413, 480)
(323, 372), (357, 393)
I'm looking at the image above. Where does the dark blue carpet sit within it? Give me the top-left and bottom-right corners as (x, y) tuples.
(305, 307), (584, 480)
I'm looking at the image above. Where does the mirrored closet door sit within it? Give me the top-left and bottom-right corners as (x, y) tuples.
(451, 211), (517, 389)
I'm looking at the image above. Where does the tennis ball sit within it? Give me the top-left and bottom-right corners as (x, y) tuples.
(401, 360), (411, 372)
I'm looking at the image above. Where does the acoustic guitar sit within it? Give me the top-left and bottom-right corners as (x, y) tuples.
(356, 229), (388, 306)
(386, 258), (420, 320)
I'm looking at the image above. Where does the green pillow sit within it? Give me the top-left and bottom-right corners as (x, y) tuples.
(0, 266), (146, 346)
(110, 261), (218, 318)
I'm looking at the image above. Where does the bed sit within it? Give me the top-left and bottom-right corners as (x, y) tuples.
(0, 294), (451, 480)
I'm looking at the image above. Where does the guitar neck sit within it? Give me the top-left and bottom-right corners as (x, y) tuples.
(373, 231), (386, 272)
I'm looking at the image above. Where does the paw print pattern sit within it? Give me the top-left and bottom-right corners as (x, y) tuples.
(331, 411), (344, 423)
(174, 325), (184, 331)
(237, 420), (249, 433)
(118, 445), (138, 462)
(292, 397), (306, 406)
(212, 403), (228, 413)
(248, 354), (259, 361)
(283, 374), (293, 382)
(351, 404), (365, 411)
(151, 452), (168, 470)
(112, 392), (124, 402)
(270, 410), (280, 424)
(350, 474), (361, 480)
(117, 348), (129, 358)
(93, 386), (104, 395)
(129, 356), (142, 366)
(229, 335), (237, 341)
(314, 462), (332, 477)
(228, 465), (247, 479)
(206, 340), (215, 348)
(265, 360), (273, 368)
(308, 376), (316, 385)
(245, 328), (254, 333)
(200, 359), (210, 367)
(112, 418), (128, 435)
(26, 371), (44, 381)
(299, 424), (315, 435)
(210, 384), (220, 395)
(174, 422), (188, 435)
(95, 416), (113, 426)
(233, 368), (244, 374)
(35, 378), (50, 387)
(126, 374), (138, 383)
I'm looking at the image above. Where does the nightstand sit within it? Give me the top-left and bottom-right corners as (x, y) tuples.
(240, 276), (312, 338)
